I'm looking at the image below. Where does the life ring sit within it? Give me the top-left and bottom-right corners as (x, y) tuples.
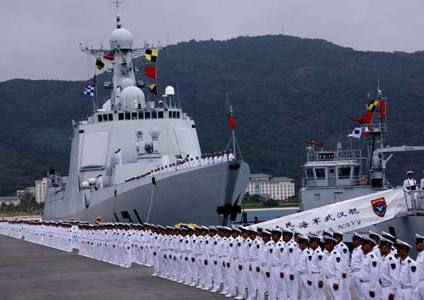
(359, 176), (369, 185)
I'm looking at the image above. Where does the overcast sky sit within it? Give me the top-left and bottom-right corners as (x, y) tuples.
(1, 0), (424, 82)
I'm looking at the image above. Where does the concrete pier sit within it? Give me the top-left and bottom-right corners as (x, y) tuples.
(0, 235), (224, 300)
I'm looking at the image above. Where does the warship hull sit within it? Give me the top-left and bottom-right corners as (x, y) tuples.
(43, 160), (250, 225)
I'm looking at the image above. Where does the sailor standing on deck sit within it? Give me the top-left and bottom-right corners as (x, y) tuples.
(404, 170), (418, 208)
(114, 148), (123, 165)
(404, 170), (418, 190)
(415, 234), (424, 299)
(397, 239), (418, 299)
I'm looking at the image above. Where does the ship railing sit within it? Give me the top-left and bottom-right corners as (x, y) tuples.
(302, 175), (369, 187)
(306, 149), (364, 161)
(123, 154), (236, 183)
(404, 189), (424, 215)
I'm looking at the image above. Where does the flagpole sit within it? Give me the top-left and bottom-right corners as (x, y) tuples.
(94, 70), (97, 113)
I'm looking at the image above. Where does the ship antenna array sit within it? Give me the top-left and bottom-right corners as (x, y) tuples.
(111, 0), (123, 28)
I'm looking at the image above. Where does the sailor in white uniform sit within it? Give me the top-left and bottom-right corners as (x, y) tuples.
(358, 235), (380, 300)
(404, 170), (418, 208)
(114, 148), (123, 165)
(322, 236), (343, 300)
(378, 237), (400, 300)
(95, 175), (104, 190)
(350, 232), (364, 299)
(333, 231), (350, 300)
(307, 234), (326, 300)
(397, 239), (418, 299)
(415, 233), (424, 299)
(369, 231), (381, 259)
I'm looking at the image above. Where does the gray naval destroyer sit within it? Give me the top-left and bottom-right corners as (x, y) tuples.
(43, 16), (250, 225)
(300, 87), (424, 244)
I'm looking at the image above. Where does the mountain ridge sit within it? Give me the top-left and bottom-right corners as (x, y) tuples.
(1, 34), (424, 195)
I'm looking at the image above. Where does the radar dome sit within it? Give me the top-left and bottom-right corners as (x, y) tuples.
(110, 28), (133, 50)
(121, 86), (145, 109)
(121, 77), (135, 89)
(164, 86), (175, 96)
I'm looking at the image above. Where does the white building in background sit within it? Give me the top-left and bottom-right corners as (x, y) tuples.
(246, 173), (295, 201)
(35, 178), (48, 204)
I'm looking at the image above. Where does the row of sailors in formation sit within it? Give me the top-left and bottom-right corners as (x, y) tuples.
(1, 220), (424, 300)
(88, 151), (235, 190)
(122, 151), (236, 184)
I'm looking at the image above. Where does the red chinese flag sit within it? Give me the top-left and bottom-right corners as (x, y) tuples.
(379, 100), (387, 120)
(103, 51), (115, 62)
(144, 66), (157, 79)
(228, 113), (236, 130)
(355, 111), (374, 124)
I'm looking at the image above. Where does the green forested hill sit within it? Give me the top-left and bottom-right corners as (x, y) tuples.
(1, 34), (424, 195)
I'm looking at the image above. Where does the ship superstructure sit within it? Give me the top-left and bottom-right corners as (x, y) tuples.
(43, 14), (250, 225)
(300, 87), (424, 243)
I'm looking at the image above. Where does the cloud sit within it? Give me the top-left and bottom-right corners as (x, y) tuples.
(1, 0), (423, 81)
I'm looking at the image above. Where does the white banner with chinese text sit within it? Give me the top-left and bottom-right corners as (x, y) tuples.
(250, 188), (408, 235)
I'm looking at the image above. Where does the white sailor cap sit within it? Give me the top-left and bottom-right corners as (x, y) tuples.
(396, 239), (412, 249)
(379, 237), (393, 245)
(322, 230), (333, 237)
(281, 228), (294, 235)
(294, 231), (302, 237)
(262, 230), (272, 236)
(323, 236), (337, 243)
(362, 235), (377, 245)
(200, 226), (209, 230)
(232, 228), (241, 233)
(416, 233), (424, 242)
(223, 226), (232, 231)
(308, 233), (320, 241)
(352, 232), (362, 240)
(369, 231), (381, 239)
(380, 231), (395, 240)
(407, 170), (414, 175)
(333, 230), (343, 237)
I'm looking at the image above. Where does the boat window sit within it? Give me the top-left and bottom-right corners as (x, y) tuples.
(338, 167), (351, 179)
(125, 112), (131, 120)
(97, 115), (102, 122)
(108, 114), (113, 121)
(103, 114), (108, 121)
(131, 112), (137, 119)
(152, 111), (157, 119)
(353, 166), (360, 177)
(306, 168), (313, 178)
(314, 193), (320, 201)
(315, 168), (326, 179)
(138, 112), (144, 119)
(118, 113), (124, 120)
(145, 111), (151, 119)
(176, 111), (180, 118)
(168, 111), (173, 118)
(172, 111), (177, 118)
(158, 111), (164, 119)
